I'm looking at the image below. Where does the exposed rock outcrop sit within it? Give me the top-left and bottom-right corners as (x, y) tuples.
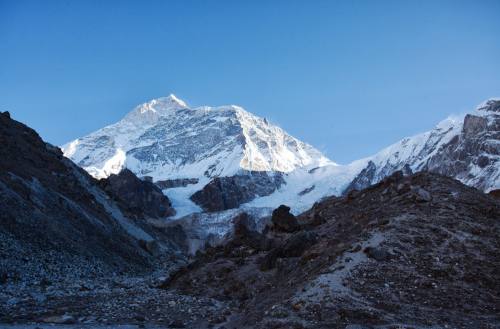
(347, 99), (500, 193)
(99, 168), (175, 219)
(190, 171), (285, 212)
(0, 112), (154, 284)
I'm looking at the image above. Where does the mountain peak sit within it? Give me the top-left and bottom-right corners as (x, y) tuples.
(477, 98), (500, 113)
(158, 94), (188, 108)
(122, 94), (189, 124)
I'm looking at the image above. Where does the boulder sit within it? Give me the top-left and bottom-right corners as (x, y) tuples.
(271, 205), (300, 233)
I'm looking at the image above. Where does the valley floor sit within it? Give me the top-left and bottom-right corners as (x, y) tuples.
(0, 273), (232, 329)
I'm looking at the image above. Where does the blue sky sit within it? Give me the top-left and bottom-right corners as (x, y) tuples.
(1, 0), (500, 164)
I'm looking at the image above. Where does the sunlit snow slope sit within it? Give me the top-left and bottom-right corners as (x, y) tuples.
(62, 94), (333, 216)
(63, 95), (500, 218)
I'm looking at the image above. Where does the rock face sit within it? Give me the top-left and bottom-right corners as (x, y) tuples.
(190, 171), (284, 212)
(99, 168), (175, 218)
(166, 171), (500, 328)
(344, 160), (378, 193)
(349, 99), (500, 193)
(0, 112), (156, 284)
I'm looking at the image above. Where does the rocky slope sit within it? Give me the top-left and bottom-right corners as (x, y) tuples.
(2, 115), (499, 328)
(0, 111), (188, 286)
(166, 171), (500, 328)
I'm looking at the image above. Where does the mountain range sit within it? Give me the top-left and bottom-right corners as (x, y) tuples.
(62, 94), (500, 221)
(1, 100), (499, 328)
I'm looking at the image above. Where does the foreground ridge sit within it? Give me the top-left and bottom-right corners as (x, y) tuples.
(167, 171), (500, 328)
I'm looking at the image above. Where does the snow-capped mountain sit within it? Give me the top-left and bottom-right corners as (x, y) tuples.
(345, 98), (500, 193)
(62, 94), (332, 216)
(63, 95), (500, 220)
(187, 98), (500, 214)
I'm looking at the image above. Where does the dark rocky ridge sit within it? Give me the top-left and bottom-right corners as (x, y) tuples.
(167, 171), (500, 328)
(0, 111), (224, 327)
(0, 112), (184, 284)
(190, 171), (285, 212)
(99, 168), (175, 219)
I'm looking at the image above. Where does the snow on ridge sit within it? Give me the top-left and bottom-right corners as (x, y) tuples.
(61, 94), (499, 219)
(476, 97), (500, 112)
(62, 94), (331, 181)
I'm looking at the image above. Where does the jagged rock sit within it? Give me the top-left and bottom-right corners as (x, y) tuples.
(190, 171), (284, 212)
(479, 99), (500, 113)
(99, 169), (175, 218)
(462, 114), (488, 136)
(271, 205), (300, 232)
(344, 161), (377, 194)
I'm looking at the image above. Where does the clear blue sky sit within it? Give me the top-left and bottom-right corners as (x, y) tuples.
(1, 0), (499, 164)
